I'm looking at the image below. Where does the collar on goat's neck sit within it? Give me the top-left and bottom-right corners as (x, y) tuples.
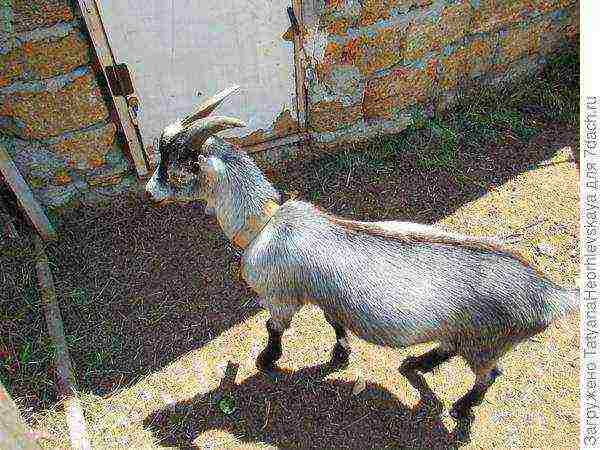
(231, 200), (280, 249)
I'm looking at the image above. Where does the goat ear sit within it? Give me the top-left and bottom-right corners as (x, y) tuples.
(181, 85), (240, 126)
(202, 155), (226, 183)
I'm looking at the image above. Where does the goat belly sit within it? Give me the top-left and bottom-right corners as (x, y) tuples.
(295, 235), (561, 350)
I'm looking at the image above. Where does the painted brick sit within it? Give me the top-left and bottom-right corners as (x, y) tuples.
(564, 5), (579, 39)
(363, 95), (406, 122)
(323, 41), (344, 67)
(53, 169), (72, 186)
(357, 27), (406, 76)
(530, 0), (576, 13)
(23, 30), (90, 79)
(498, 17), (552, 63)
(359, 0), (393, 27)
(439, 2), (473, 44)
(228, 109), (299, 147)
(404, 2), (472, 61)
(326, 17), (351, 36)
(470, 1), (521, 33)
(439, 46), (469, 90)
(0, 47), (24, 88)
(465, 36), (495, 78)
(0, 72), (110, 140)
(341, 37), (366, 66)
(469, 0), (564, 34)
(363, 65), (432, 104)
(12, 0), (75, 32)
(404, 20), (437, 61)
(309, 100), (362, 132)
(49, 122), (117, 170)
(323, 0), (346, 18)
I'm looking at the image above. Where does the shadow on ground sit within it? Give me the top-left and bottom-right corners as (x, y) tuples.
(144, 361), (472, 449)
(0, 122), (577, 414)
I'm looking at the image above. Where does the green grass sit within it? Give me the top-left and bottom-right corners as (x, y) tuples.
(69, 288), (88, 307)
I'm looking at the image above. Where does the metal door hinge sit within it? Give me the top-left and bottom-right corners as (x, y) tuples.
(106, 63), (134, 97)
(282, 5), (300, 41)
(287, 6), (299, 32)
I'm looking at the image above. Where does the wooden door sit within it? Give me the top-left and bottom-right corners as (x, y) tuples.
(98, 0), (306, 154)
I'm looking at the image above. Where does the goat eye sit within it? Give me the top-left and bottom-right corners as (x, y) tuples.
(189, 161), (200, 175)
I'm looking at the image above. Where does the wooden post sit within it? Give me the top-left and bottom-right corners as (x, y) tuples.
(292, 0), (308, 132)
(75, 0), (149, 177)
(33, 234), (92, 450)
(0, 143), (56, 241)
(0, 383), (42, 450)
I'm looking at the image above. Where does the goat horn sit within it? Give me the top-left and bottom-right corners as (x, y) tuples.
(185, 115), (247, 149)
(181, 85), (240, 126)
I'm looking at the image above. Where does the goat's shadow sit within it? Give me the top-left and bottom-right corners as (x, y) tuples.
(144, 361), (473, 449)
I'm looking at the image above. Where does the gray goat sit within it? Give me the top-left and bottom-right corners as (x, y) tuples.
(145, 86), (579, 420)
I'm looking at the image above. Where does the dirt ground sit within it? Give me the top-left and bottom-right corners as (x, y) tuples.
(1, 121), (579, 449)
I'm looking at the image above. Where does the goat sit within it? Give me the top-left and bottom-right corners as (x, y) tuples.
(145, 86), (579, 420)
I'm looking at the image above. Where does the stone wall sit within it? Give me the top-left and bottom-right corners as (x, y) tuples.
(301, 0), (579, 147)
(0, 0), (580, 213)
(0, 0), (135, 211)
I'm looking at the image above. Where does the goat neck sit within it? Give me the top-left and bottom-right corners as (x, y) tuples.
(212, 190), (280, 249)
(230, 200), (280, 249)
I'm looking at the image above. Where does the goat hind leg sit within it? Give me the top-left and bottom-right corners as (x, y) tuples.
(400, 346), (456, 374)
(450, 364), (501, 419)
(324, 313), (350, 369)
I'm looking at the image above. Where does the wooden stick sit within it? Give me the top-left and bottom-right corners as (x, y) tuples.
(0, 383), (42, 450)
(292, 0), (308, 131)
(76, 0), (149, 177)
(0, 143), (56, 241)
(33, 234), (92, 450)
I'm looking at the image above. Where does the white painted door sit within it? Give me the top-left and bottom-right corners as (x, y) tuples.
(98, 0), (302, 152)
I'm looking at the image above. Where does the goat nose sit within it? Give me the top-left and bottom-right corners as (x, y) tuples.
(143, 183), (160, 203)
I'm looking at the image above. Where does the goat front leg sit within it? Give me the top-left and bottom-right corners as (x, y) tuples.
(324, 313), (350, 369)
(256, 302), (299, 373)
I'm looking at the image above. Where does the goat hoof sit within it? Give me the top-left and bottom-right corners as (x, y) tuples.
(399, 356), (420, 374)
(449, 403), (474, 421)
(256, 359), (276, 373)
(329, 357), (349, 370)
(256, 354), (278, 374)
(490, 367), (503, 380)
(329, 345), (350, 369)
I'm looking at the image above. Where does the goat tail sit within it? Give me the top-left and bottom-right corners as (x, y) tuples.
(548, 281), (580, 321)
(562, 287), (580, 316)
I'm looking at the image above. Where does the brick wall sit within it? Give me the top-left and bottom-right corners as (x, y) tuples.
(0, 0), (135, 211)
(301, 0), (579, 147)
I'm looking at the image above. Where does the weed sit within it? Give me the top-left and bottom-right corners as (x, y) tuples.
(19, 342), (34, 367)
(69, 288), (88, 307)
(22, 286), (38, 306)
(310, 190), (322, 202)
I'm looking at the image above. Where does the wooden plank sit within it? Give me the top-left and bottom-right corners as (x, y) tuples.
(33, 234), (92, 450)
(0, 383), (42, 450)
(292, 0), (308, 131)
(76, 0), (149, 177)
(246, 132), (309, 154)
(0, 143), (56, 241)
